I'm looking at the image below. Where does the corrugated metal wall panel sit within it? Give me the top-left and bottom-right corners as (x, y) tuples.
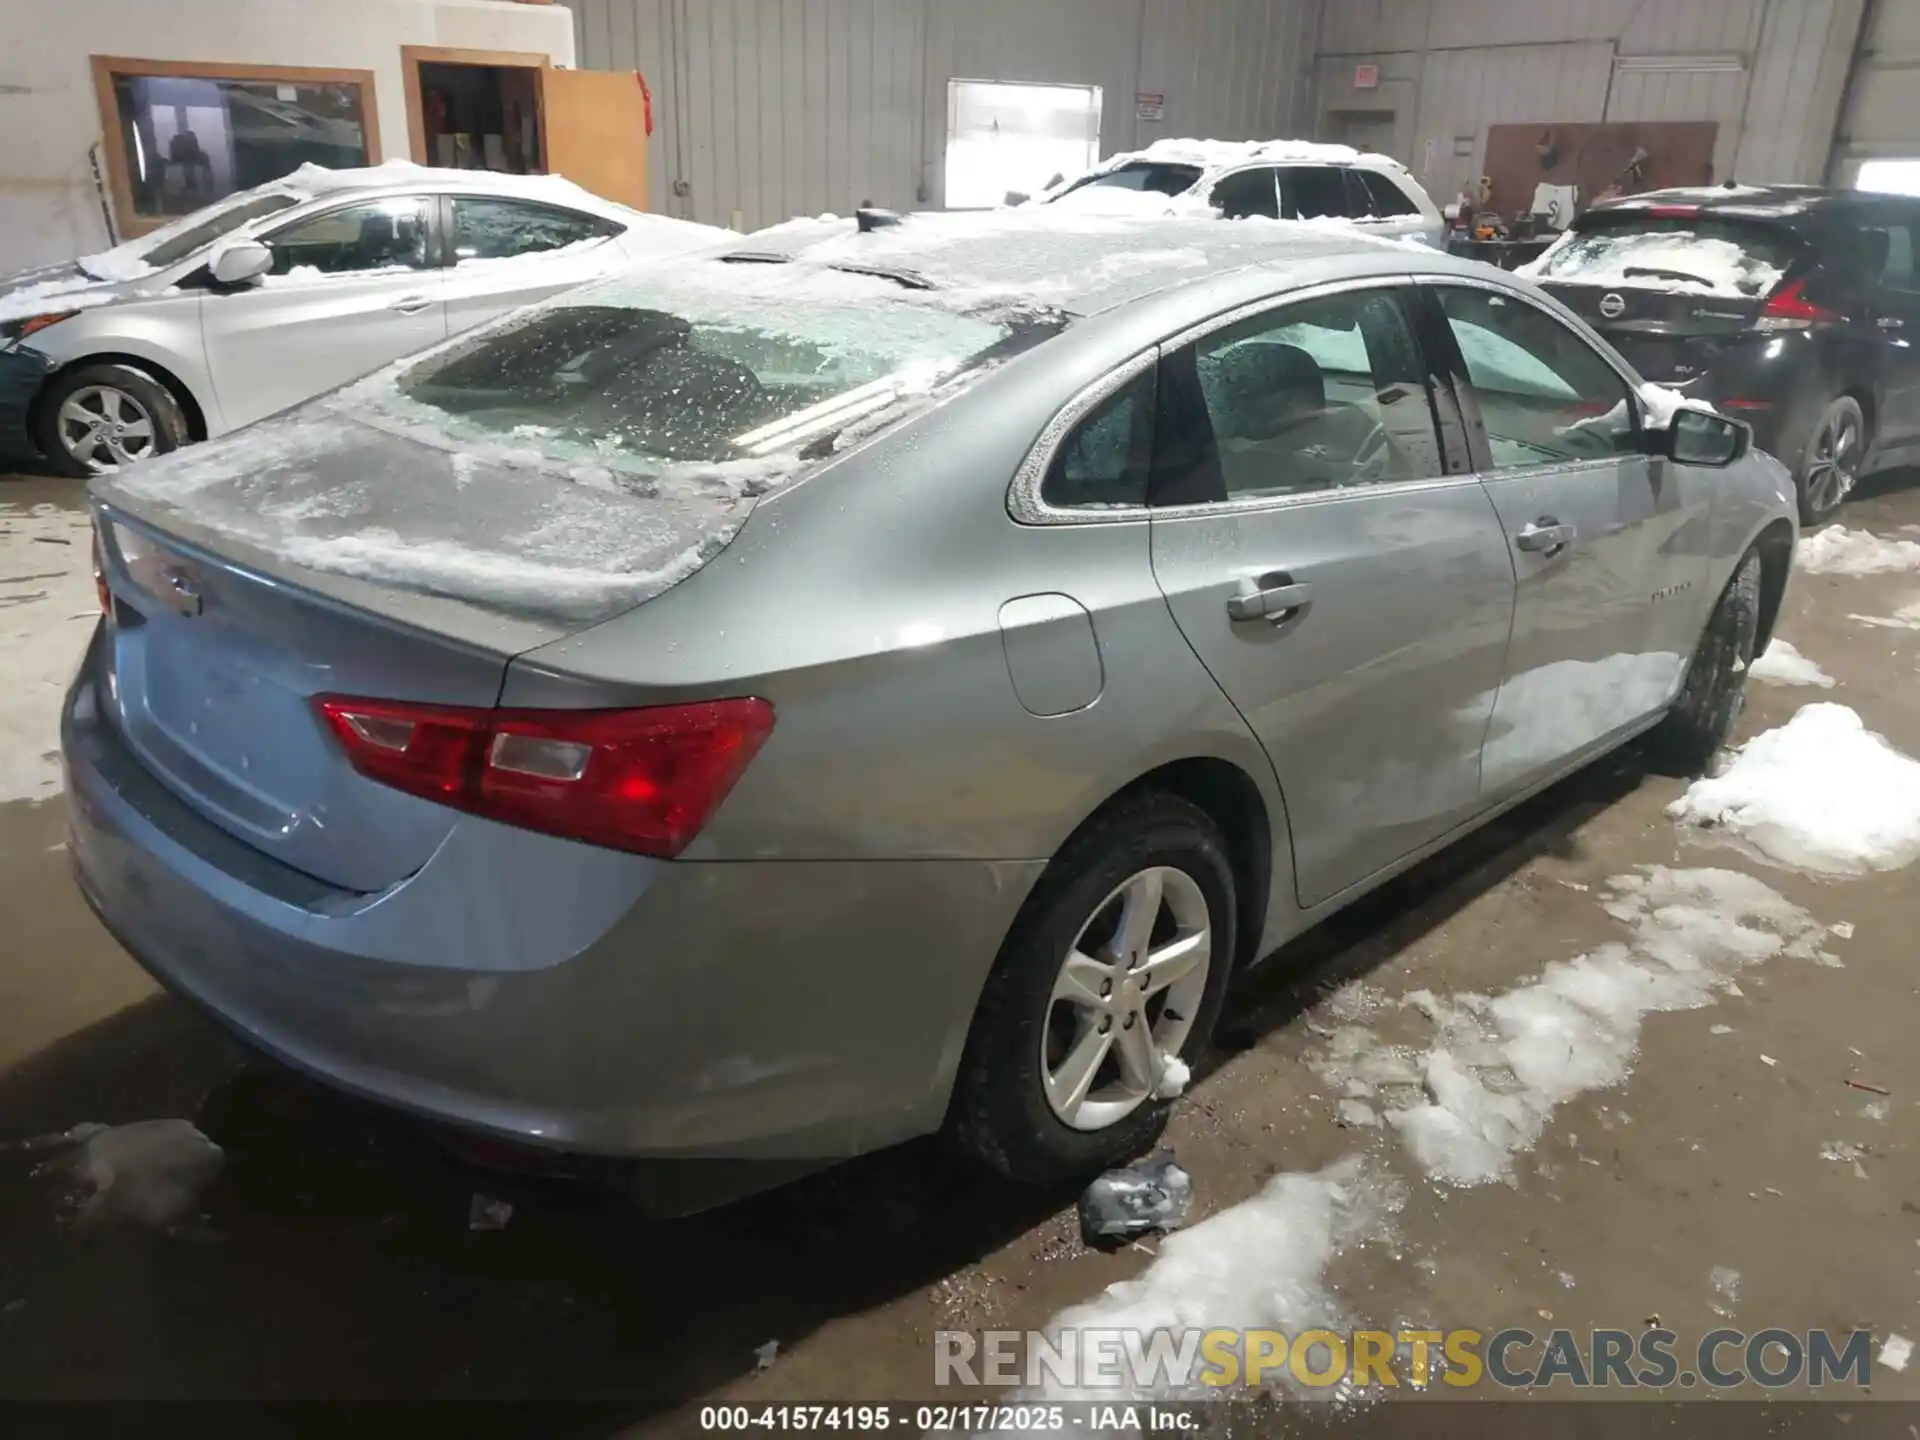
(1138, 0), (1319, 143)
(1310, 0), (1865, 192)
(1406, 40), (1614, 199)
(576, 0), (1323, 226)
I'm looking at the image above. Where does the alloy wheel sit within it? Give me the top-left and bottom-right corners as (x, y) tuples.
(1805, 409), (1860, 517)
(1040, 865), (1211, 1131)
(57, 385), (158, 472)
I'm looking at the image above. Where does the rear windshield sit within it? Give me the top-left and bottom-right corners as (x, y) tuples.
(1056, 161), (1205, 200)
(1534, 215), (1798, 297)
(377, 264), (1039, 472)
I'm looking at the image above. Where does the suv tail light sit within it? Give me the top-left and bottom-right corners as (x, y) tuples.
(315, 695), (775, 858)
(1756, 278), (1840, 331)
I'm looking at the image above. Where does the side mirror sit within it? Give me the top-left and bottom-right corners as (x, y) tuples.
(1003, 189), (1032, 207)
(1662, 407), (1750, 467)
(209, 240), (273, 287)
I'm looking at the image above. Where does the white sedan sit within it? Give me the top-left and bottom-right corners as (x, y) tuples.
(0, 162), (728, 476)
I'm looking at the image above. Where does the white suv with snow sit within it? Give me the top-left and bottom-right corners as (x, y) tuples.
(1030, 139), (1445, 247)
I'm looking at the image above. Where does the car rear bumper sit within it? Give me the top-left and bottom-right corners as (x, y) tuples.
(63, 629), (1040, 1161)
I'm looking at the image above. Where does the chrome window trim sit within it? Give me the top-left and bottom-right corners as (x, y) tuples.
(1006, 347), (1158, 526)
(1412, 270), (1652, 482)
(1148, 471), (1482, 522)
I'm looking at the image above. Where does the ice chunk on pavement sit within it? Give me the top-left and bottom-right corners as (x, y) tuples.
(1747, 639), (1835, 688)
(1668, 704), (1920, 874)
(1709, 1266), (1740, 1318)
(40, 1120), (224, 1233)
(1035, 1156), (1400, 1399)
(1796, 525), (1920, 576)
(1078, 1154), (1194, 1243)
(1880, 1334), (1912, 1372)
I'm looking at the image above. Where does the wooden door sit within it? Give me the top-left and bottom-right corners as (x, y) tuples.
(538, 68), (650, 210)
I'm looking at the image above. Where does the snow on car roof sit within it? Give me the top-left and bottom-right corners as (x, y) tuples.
(1102, 136), (1412, 173)
(729, 207), (1386, 316)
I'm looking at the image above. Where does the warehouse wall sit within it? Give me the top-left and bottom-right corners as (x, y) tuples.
(0, 0), (575, 269)
(1313, 0), (1866, 202)
(574, 0), (1322, 228)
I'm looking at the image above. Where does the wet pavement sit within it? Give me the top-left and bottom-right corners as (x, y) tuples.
(4, 468), (1920, 1431)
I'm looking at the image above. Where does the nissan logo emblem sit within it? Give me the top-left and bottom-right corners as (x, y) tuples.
(1599, 292), (1627, 319)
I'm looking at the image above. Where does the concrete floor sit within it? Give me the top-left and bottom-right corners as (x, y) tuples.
(3, 467), (1920, 1430)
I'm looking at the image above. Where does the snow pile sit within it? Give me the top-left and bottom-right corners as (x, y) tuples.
(1668, 703), (1920, 875)
(1850, 595), (1920, 630)
(1029, 1157), (1402, 1399)
(37, 1119), (224, 1234)
(1526, 230), (1783, 297)
(1796, 525), (1920, 576)
(1317, 867), (1827, 1186)
(1747, 638), (1835, 688)
(0, 501), (97, 802)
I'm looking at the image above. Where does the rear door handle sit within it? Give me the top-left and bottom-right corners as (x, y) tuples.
(1515, 518), (1575, 554)
(1226, 573), (1313, 623)
(389, 296), (435, 315)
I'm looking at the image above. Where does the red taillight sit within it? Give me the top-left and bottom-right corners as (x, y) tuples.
(1721, 398), (1776, 411)
(315, 695), (775, 858)
(1757, 278), (1838, 329)
(1645, 204), (1701, 218)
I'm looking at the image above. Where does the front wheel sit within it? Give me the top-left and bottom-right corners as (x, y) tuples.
(948, 793), (1237, 1186)
(34, 363), (188, 478)
(1648, 549), (1762, 776)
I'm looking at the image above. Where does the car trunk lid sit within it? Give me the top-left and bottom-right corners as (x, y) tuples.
(1530, 213), (1803, 382)
(90, 410), (759, 893)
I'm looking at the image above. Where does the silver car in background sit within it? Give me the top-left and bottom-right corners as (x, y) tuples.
(0, 163), (726, 476)
(66, 212), (1794, 1202)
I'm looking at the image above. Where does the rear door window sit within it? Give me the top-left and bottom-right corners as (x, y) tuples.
(1156, 285), (1443, 501)
(1277, 166), (1353, 220)
(1208, 169), (1281, 220)
(451, 198), (618, 261)
(1433, 285), (1638, 469)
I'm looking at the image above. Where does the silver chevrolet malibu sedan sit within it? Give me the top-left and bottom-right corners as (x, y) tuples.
(64, 210), (1796, 1201)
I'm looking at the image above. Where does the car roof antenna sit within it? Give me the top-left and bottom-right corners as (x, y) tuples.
(856, 207), (905, 233)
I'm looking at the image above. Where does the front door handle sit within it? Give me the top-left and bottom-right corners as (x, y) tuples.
(389, 295), (435, 315)
(1515, 518), (1575, 554)
(1226, 572), (1313, 623)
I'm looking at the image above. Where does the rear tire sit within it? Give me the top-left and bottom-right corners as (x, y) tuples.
(1648, 549), (1762, 776)
(35, 363), (188, 478)
(1790, 395), (1864, 526)
(948, 793), (1237, 1186)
